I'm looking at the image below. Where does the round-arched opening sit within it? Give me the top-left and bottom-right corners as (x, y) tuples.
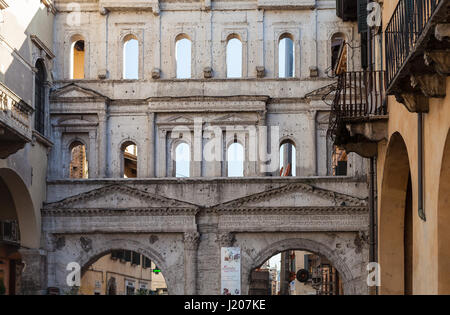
(438, 129), (450, 294)
(175, 35), (192, 79)
(331, 33), (346, 73)
(279, 140), (296, 176)
(69, 141), (88, 179)
(227, 141), (244, 177)
(248, 249), (343, 295)
(70, 36), (85, 79)
(79, 250), (168, 295)
(174, 142), (190, 178)
(123, 35), (139, 80)
(226, 36), (243, 78)
(121, 141), (137, 178)
(279, 33), (295, 78)
(379, 132), (413, 295)
(0, 168), (37, 295)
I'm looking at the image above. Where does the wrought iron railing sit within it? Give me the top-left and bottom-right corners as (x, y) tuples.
(385, 0), (442, 88)
(328, 70), (386, 142)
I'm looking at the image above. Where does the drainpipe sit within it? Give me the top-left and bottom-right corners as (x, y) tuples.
(418, 113), (426, 221)
(368, 156), (376, 295)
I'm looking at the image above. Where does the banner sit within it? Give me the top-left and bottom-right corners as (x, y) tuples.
(220, 247), (241, 295)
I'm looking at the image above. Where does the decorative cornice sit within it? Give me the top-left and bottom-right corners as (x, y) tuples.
(30, 35), (55, 59)
(212, 206), (368, 215)
(213, 182), (367, 210)
(42, 207), (199, 217)
(44, 184), (199, 210)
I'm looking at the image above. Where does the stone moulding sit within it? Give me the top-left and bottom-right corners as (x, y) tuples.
(213, 182), (367, 210)
(43, 184), (199, 210)
(41, 207), (199, 217)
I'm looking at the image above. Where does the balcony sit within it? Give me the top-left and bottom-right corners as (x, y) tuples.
(385, 0), (450, 112)
(0, 83), (33, 159)
(0, 220), (20, 245)
(328, 71), (388, 157)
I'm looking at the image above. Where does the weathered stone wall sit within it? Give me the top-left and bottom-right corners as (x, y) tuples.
(42, 0), (370, 295)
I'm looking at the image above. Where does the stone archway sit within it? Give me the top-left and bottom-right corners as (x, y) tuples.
(379, 132), (412, 295)
(242, 237), (360, 295)
(77, 238), (177, 295)
(438, 129), (450, 294)
(0, 168), (38, 248)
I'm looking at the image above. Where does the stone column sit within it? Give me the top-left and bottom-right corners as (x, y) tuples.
(19, 248), (47, 295)
(147, 112), (155, 177)
(97, 112), (108, 178)
(184, 232), (200, 295)
(157, 129), (167, 177)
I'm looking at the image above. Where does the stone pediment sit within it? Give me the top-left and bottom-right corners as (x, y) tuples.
(50, 84), (109, 102)
(163, 115), (195, 124)
(214, 183), (367, 210)
(211, 114), (256, 125)
(44, 184), (199, 211)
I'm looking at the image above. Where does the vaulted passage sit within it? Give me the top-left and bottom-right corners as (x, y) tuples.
(80, 250), (167, 295)
(43, 178), (369, 295)
(379, 133), (413, 295)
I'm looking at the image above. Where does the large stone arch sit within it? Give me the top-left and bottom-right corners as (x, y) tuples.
(51, 235), (184, 295)
(378, 132), (412, 295)
(240, 234), (366, 295)
(0, 168), (39, 248)
(438, 128), (450, 294)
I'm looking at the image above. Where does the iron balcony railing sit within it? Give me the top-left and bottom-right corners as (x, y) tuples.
(385, 0), (442, 88)
(328, 70), (386, 142)
(333, 70), (386, 118)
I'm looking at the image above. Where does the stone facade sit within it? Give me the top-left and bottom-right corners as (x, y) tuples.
(2, 0), (372, 294)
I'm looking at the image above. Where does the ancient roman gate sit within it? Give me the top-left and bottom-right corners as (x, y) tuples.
(43, 0), (369, 295)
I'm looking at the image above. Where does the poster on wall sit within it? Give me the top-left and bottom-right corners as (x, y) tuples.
(221, 247), (241, 295)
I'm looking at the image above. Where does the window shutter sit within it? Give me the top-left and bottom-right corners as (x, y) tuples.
(124, 250), (131, 262)
(357, 0), (368, 33)
(132, 252), (141, 265)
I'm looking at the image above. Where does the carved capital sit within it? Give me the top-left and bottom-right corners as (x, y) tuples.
(184, 232), (200, 250)
(216, 232), (235, 247)
(395, 93), (429, 113)
(410, 74), (446, 98)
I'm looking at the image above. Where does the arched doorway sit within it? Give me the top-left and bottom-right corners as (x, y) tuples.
(243, 238), (356, 295)
(438, 129), (450, 294)
(379, 132), (413, 295)
(80, 249), (168, 295)
(0, 168), (38, 295)
(249, 250), (343, 295)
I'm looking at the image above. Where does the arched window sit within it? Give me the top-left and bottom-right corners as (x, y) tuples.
(279, 140), (296, 176)
(70, 38), (85, 79)
(176, 35), (192, 79)
(279, 34), (295, 78)
(331, 33), (346, 74)
(174, 142), (190, 177)
(121, 142), (137, 178)
(123, 35), (139, 79)
(69, 141), (88, 179)
(227, 142), (244, 177)
(226, 36), (242, 78)
(34, 59), (46, 134)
